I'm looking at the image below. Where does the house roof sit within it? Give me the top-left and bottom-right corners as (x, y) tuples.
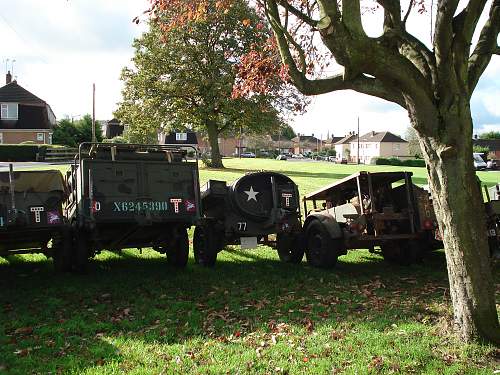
(473, 139), (500, 151)
(0, 81), (46, 105)
(334, 133), (358, 145)
(291, 135), (321, 143)
(353, 131), (407, 143)
(324, 136), (343, 145)
(270, 135), (291, 142)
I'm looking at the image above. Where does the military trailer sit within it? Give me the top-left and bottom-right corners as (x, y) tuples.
(302, 171), (439, 268)
(193, 172), (302, 266)
(65, 143), (201, 271)
(0, 165), (71, 271)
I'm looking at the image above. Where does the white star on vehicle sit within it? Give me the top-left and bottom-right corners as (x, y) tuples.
(244, 186), (259, 202)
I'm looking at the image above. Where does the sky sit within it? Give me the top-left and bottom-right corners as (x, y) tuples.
(1, 0), (498, 139)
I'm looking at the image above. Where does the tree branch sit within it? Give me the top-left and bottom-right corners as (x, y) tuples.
(434, 0), (460, 61)
(276, 0), (319, 27)
(468, 0), (500, 94)
(403, 0), (415, 24)
(457, 0), (488, 45)
(342, 0), (365, 35)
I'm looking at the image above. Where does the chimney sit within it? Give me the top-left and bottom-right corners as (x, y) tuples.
(371, 131), (375, 136)
(6, 71), (12, 84)
(474, 134), (478, 139)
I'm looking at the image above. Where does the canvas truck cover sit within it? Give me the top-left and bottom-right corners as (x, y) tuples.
(0, 170), (65, 193)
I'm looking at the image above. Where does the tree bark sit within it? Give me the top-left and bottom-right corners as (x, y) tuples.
(206, 120), (224, 168)
(411, 98), (500, 344)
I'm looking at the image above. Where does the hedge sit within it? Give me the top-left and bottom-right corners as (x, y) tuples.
(373, 157), (426, 167)
(0, 145), (47, 162)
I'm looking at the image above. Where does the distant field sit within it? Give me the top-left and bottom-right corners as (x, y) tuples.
(1, 157), (499, 374)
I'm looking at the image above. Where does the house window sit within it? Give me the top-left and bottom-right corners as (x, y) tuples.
(176, 132), (188, 141)
(1, 103), (18, 120)
(37, 133), (44, 142)
(0, 132), (3, 144)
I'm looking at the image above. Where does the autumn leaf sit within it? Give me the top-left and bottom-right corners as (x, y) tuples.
(242, 18), (251, 27)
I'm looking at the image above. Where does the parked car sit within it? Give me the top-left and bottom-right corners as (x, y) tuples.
(276, 154), (287, 160)
(473, 153), (487, 170)
(340, 158), (348, 164)
(328, 156), (337, 162)
(487, 159), (498, 170)
(291, 153), (304, 159)
(241, 152), (256, 158)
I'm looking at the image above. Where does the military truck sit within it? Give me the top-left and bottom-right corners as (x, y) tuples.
(193, 172), (302, 266)
(301, 171), (438, 268)
(0, 165), (71, 271)
(65, 143), (201, 271)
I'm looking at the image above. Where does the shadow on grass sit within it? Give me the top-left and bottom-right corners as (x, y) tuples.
(0, 248), (458, 374)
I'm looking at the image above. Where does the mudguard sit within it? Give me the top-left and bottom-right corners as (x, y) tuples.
(304, 211), (343, 240)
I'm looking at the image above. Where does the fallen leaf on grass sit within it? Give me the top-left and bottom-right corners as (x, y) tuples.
(14, 327), (33, 335)
(14, 348), (30, 357)
(369, 356), (384, 370)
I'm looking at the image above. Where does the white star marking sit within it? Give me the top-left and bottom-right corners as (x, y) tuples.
(244, 186), (259, 202)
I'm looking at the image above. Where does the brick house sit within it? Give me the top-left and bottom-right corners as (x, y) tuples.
(291, 134), (323, 154)
(473, 138), (500, 159)
(0, 72), (56, 144)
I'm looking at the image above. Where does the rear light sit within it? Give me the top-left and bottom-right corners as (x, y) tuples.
(423, 219), (434, 230)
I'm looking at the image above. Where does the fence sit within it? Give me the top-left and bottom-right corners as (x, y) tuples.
(43, 147), (78, 162)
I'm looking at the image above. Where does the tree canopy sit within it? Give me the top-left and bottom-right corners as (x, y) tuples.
(119, 0), (306, 167)
(52, 115), (103, 147)
(479, 131), (500, 139)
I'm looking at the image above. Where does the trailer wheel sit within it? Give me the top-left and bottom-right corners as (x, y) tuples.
(73, 230), (90, 273)
(305, 220), (338, 268)
(168, 228), (189, 268)
(53, 228), (72, 272)
(193, 225), (218, 267)
(277, 233), (304, 263)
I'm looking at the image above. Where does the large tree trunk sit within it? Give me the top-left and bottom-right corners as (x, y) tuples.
(412, 99), (500, 344)
(206, 120), (224, 169)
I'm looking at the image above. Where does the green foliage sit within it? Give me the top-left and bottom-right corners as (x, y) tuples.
(0, 145), (46, 162)
(116, 1), (304, 164)
(473, 145), (490, 154)
(479, 131), (500, 139)
(280, 124), (296, 139)
(52, 115), (103, 147)
(373, 157), (426, 167)
(103, 136), (128, 144)
(405, 127), (423, 158)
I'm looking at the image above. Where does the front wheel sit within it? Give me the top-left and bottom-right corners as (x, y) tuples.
(193, 225), (218, 267)
(305, 220), (339, 268)
(167, 228), (189, 268)
(277, 233), (304, 263)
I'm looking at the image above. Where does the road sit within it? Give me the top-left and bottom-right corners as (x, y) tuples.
(0, 161), (70, 171)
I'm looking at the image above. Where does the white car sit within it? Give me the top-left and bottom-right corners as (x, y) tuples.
(473, 153), (487, 170)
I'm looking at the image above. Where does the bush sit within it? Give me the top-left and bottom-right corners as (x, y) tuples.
(103, 136), (127, 144)
(0, 145), (46, 162)
(373, 157), (425, 167)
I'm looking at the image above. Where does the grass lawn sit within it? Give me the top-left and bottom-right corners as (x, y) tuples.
(1, 158), (499, 374)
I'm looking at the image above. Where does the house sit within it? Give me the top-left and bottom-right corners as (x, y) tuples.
(164, 131), (199, 147)
(349, 131), (409, 164)
(0, 72), (56, 144)
(291, 134), (323, 154)
(334, 132), (357, 161)
(473, 138), (500, 158)
(101, 118), (124, 139)
(323, 135), (343, 149)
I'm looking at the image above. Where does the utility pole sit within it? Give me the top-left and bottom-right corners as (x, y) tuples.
(92, 83), (96, 143)
(357, 117), (360, 164)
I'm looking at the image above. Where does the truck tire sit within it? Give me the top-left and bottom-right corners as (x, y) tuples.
(305, 220), (339, 268)
(277, 233), (304, 263)
(53, 228), (72, 272)
(74, 230), (90, 273)
(167, 228), (189, 268)
(193, 225), (218, 267)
